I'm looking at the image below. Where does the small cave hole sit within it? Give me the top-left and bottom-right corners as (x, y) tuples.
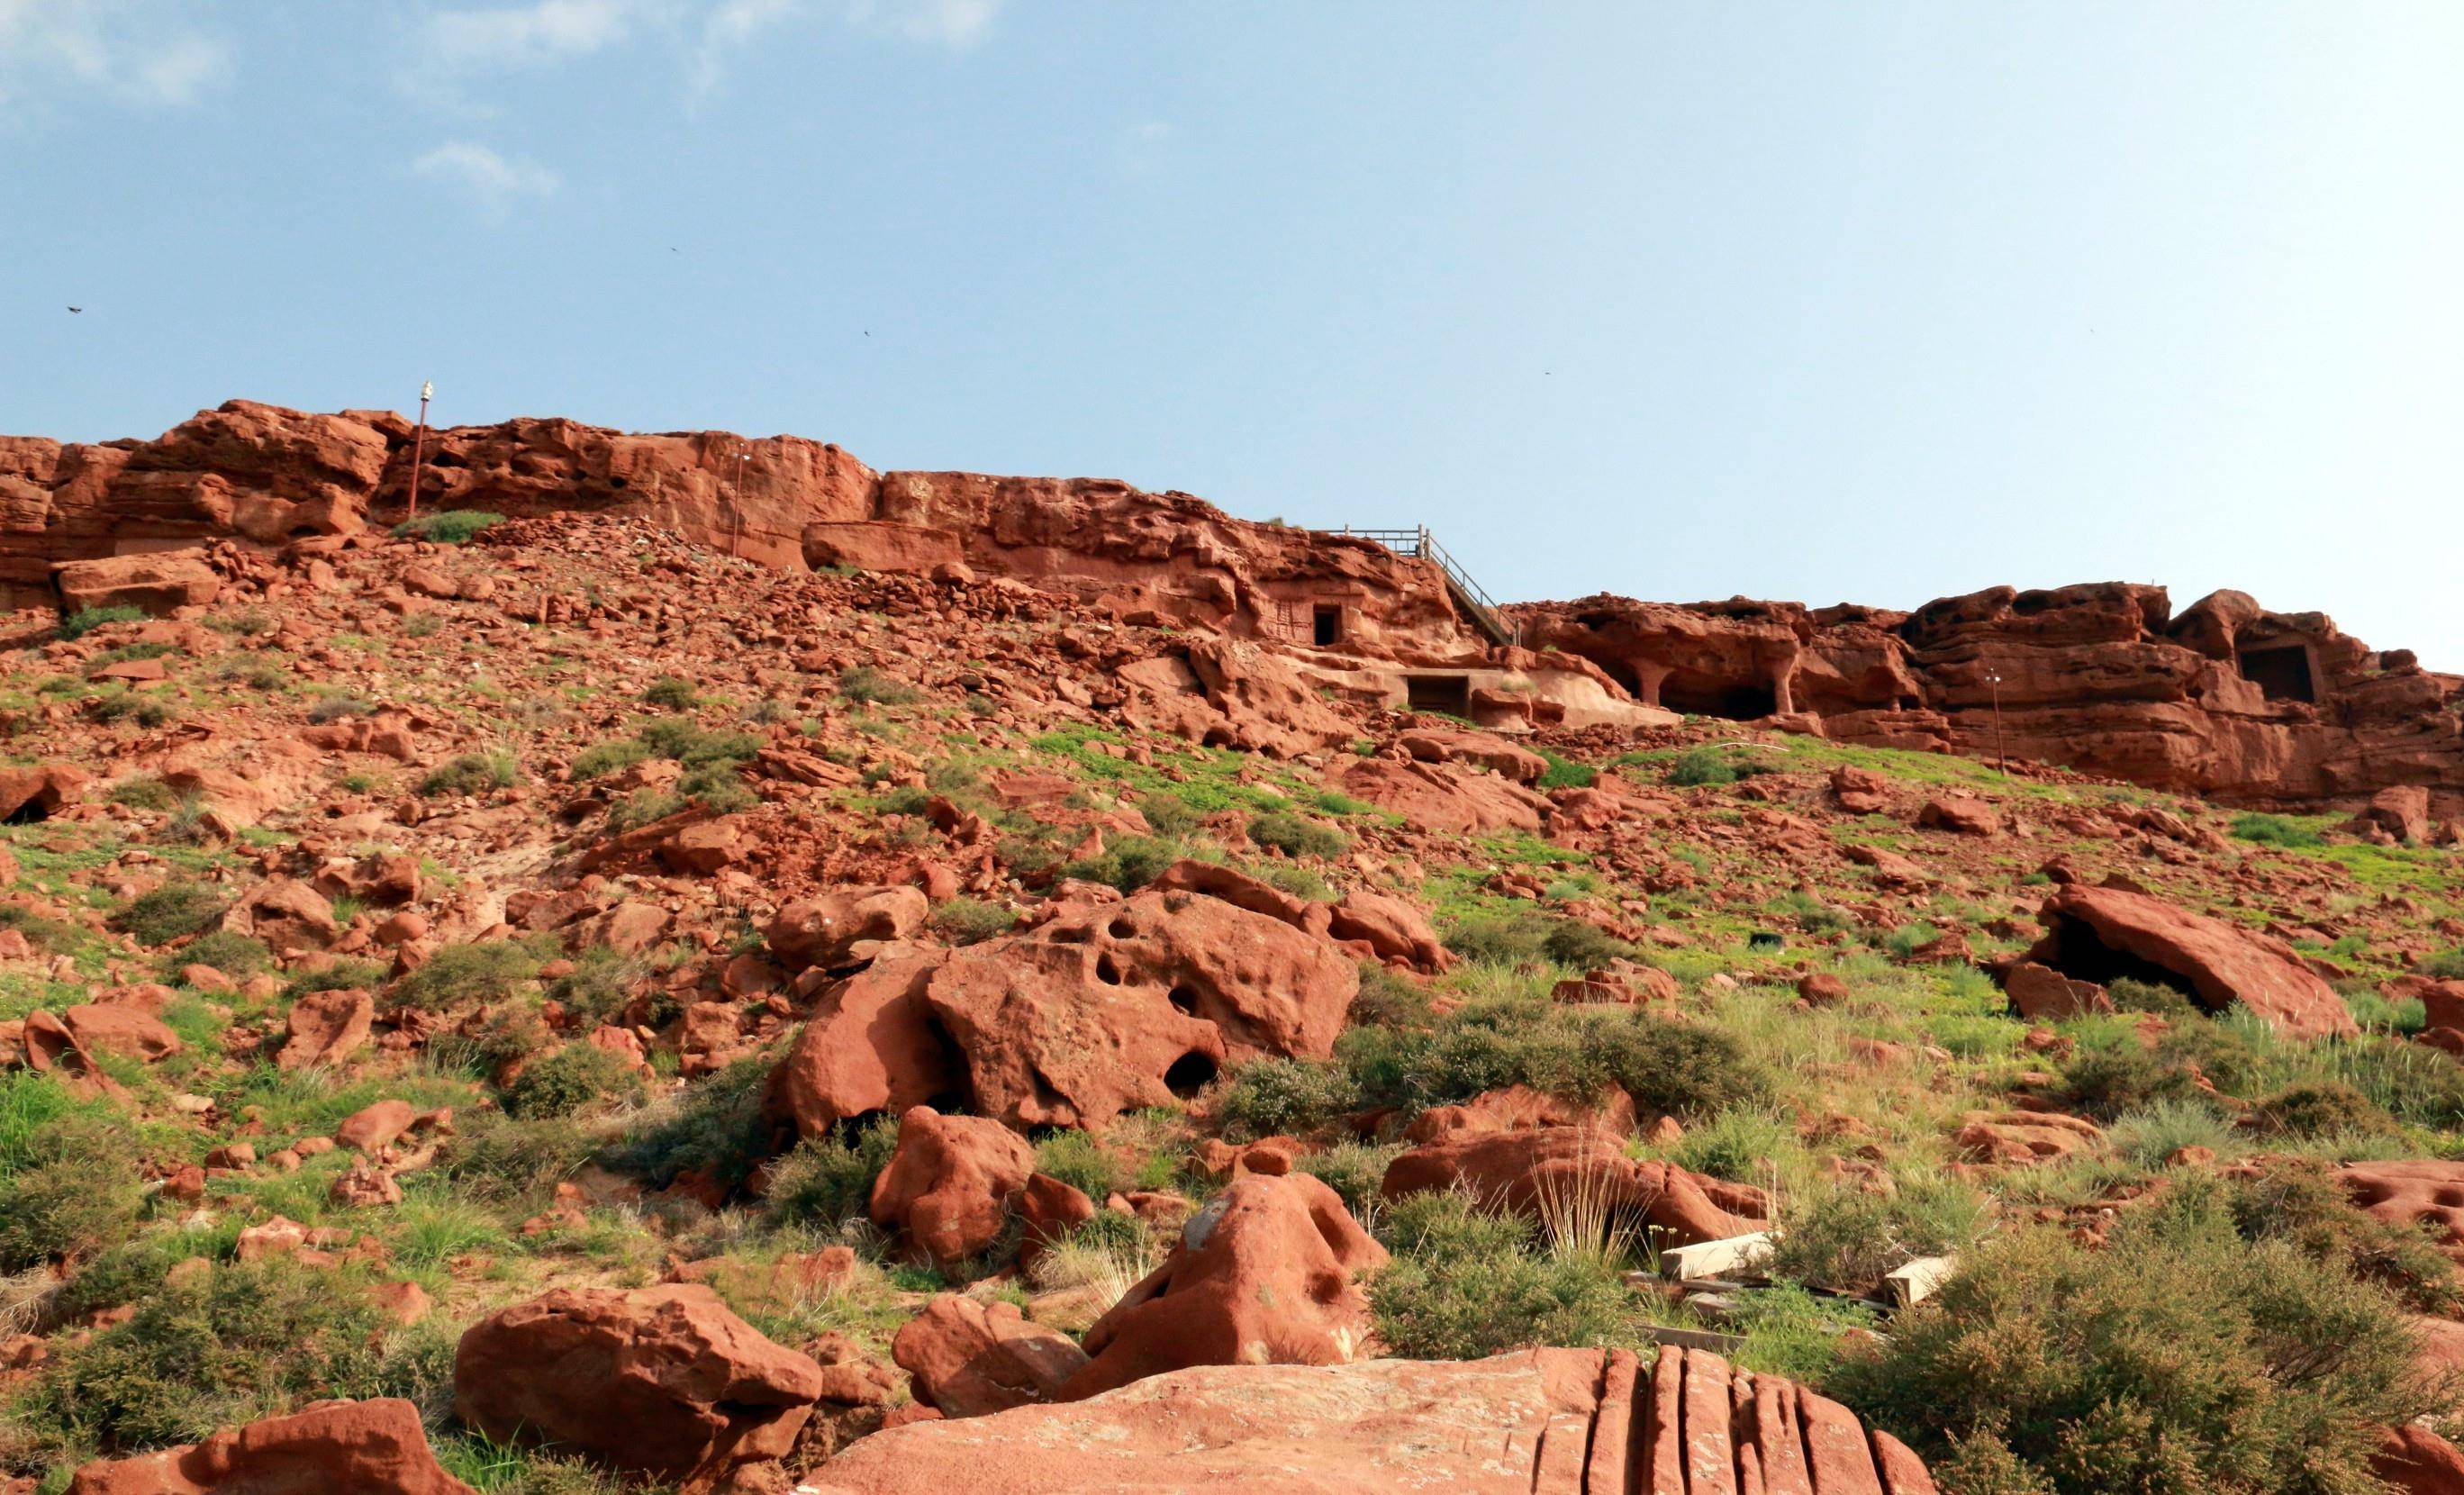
(4, 799), (49, 826)
(1166, 983), (1200, 1015)
(1108, 915), (1137, 939)
(1164, 1051), (1218, 1099)
(1095, 953), (1124, 985)
(2039, 914), (2212, 1013)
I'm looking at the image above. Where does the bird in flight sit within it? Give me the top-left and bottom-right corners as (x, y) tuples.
(66, 306), (82, 313)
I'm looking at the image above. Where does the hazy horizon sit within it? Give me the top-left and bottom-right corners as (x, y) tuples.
(7, 2), (2461, 665)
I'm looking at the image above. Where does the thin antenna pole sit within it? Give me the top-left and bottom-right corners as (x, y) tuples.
(407, 380), (433, 523)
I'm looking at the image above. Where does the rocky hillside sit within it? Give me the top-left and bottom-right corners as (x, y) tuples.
(0, 406), (2462, 1492)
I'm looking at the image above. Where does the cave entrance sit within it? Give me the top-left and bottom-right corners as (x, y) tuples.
(2036, 914), (2212, 1013)
(1313, 605), (1343, 648)
(2236, 645), (2316, 704)
(1405, 674), (1473, 716)
(1660, 675), (1778, 720)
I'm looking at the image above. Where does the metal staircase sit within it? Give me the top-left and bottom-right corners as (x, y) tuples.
(1337, 526), (1520, 648)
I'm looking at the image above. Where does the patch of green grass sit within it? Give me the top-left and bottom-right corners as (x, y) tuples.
(420, 750), (521, 798)
(112, 880), (226, 946)
(59, 605), (146, 640)
(2231, 811), (2330, 849)
(394, 509), (504, 544)
(1534, 748), (1596, 791)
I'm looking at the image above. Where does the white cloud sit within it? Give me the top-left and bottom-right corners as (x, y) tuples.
(412, 140), (561, 217)
(404, 0), (1001, 110)
(0, 0), (231, 109)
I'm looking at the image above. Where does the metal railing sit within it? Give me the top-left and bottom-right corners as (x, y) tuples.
(1335, 525), (1519, 647)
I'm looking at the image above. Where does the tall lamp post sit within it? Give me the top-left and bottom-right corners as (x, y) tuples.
(407, 381), (433, 523)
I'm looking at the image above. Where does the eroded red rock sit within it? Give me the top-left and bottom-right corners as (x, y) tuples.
(2016, 883), (2355, 1038)
(63, 1398), (471, 1495)
(867, 1105), (1035, 1273)
(1381, 1125), (1768, 1248)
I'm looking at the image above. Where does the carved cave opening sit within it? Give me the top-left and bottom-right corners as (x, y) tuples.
(2236, 644), (2317, 704)
(1660, 672), (1779, 721)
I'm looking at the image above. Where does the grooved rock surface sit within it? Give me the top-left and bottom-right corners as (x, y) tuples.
(805, 1346), (1935, 1493)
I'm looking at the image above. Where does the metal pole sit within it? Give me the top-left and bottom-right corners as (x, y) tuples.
(407, 381), (432, 523)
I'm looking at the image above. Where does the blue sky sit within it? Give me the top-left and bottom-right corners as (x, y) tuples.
(5, 2), (2462, 664)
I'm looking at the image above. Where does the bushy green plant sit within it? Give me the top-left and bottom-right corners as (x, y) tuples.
(1833, 1200), (2440, 1494)
(502, 1043), (640, 1119)
(1336, 1004), (1762, 1120)
(171, 929), (272, 978)
(1060, 835), (1186, 892)
(1766, 1175), (1987, 1293)
(1440, 908), (1552, 965)
(2230, 811), (2327, 848)
(420, 750), (520, 797)
(1540, 919), (1635, 970)
(838, 666), (920, 705)
(18, 1259), (395, 1454)
(641, 675), (701, 710)
(389, 938), (543, 1011)
(763, 1116), (902, 1230)
(1247, 810), (1348, 860)
(59, 604), (145, 640)
(1666, 747), (1740, 787)
(569, 737), (653, 780)
(1033, 1130), (1122, 1201)
(1534, 748), (1596, 791)
(2247, 1081), (2396, 1140)
(605, 1057), (773, 1193)
(105, 775), (177, 811)
(1371, 1191), (1637, 1358)
(2422, 947), (2464, 981)
(636, 717), (760, 767)
(393, 509), (503, 544)
(544, 944), (644, 1026)
(0, 1113), (144, 1271)
(928, 897), (1017, 947)
(1215, 1057), (1363, 1138)
(113, 880), (227, 946)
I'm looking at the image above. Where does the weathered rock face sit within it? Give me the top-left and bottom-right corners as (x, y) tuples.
(1064, 1173), (1387, 1400)
(2010, 883), (2355, 1039)
(867, 1105), (1037, 1273)
(452, 1284), (827, 1493)
(1516, 583), (2464, 813)
(63, 1398), (473, 1495)
(1381, 1125), (1770, 1248)
(806, 1346), (1936, 1494)
(767, 888), (1359, 1137)
(892, 1294), (1091, 1418)
(3, 400), (1479, 658)
(2339, 1159), (2464, 1263)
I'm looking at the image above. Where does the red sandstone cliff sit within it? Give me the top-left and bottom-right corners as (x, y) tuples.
(1514, 584), (2464, 812)
(10, 400), (2460, 811)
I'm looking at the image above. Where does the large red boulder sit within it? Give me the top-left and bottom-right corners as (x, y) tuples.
(765, 885), (928, 974)
(453, 1284), (827, 1492)
(891, 1294), (1091, 1418)
(2018, 883), (2355, 1038)
(867, 1105), (1035, 1273)
(64, 1398), (472, 1495)
(0, 762), (88, 822)
(1064, 1172), (1387, 1400)
(54, 552), (220, 615)
(2376, 1424), (2464, 1495)
(1323, 755), (1549, 834)
(767, 888), (1357, 1137)
(1381, 1125), (1769, 1248)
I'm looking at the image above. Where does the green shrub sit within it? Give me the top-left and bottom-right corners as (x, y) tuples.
(0, 1114), (144, 1271)
(283, 958), (388, 1002)
(172, 929), (272, 978)
(1541, 919), (1635, 970)
(1295, 1141), (1392, 1216)
(568, 737), (652, 780)
(1034, 1130), (1122, 1201)
(2211, 1158), (2462, 1315)
(502, 1044), (640, 1119)
(763, 1116), (902, 1230)
(1216, 1057), (1363, 1138)
(2423, 947), (2464, 981)
(1534, 748), (1597, 791)
(2230, 811), (2327, 848)
(636, 717), (760, 767)
(1371, 1191), (1637, 1358)
(59, 604), (145, 640)
(1247, 811), (1348, 860)
(2247, 1081), (2396, 1140)
(1767, 1175), (1987, 1293)
(390, 938), (543, 1012)
(838, 666), (920, 706)
(1137, 791), (1205, 838)
(1833, 1201), (2439, 1493)
(1666, 747), (1740, 787)
(393, 509), (503, 544)
(431, 1112), (597, 1203)
(105, 775), (177, 811)
(545, 945), (645, 1026)
(1336, 1005), (1762, 1120)
(113, 881), (227, 946)
(307, 690), (377, 723)
(18, 1259), (395, 1454)
(0, 902), (95, 956)
(641, 675), (701, 710)
(88, 687), (179, 728)
(1440, 908), (1553, 965)
(2105, 974), (2198, 1018)
(1670, 1106), (1792, 1183)
(1061, 835), (1186, 892)
(420, 750), (520, 797)
(605, 1056), (774, 1193)
(929, 897), (1016, 947)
